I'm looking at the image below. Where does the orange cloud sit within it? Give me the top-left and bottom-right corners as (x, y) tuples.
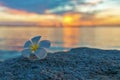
(0, 6), (59, 26)
(94, 17), (120, 26)
(0, 6), (120, 26)
(5, 8), (37, 16)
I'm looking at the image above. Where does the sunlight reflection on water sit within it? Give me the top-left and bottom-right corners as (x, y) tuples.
(0, 26), (120, 51)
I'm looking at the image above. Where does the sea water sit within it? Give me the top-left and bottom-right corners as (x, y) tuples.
(0, 26), (120, 51)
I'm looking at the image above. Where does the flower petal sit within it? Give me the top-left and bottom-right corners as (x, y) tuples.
(35, 48), (47, 59)
(24, 40), (32, 48)
(21, 49), (32, 58)
(39, 40), (51, 48)
(31, 36), (41, 44)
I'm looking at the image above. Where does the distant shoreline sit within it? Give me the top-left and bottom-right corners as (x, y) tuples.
(0, 22), (119, 27)
(0, 25), (120, 27)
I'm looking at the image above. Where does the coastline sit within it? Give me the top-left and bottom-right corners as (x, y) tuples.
(0, 47), (120, 80)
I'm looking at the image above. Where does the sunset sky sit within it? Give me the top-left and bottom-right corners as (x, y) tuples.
(0, 0), (120, 26)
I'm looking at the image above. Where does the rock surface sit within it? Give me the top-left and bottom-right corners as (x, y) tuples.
(0, 47), (120, 80)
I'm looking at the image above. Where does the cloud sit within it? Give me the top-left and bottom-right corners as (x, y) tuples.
(0, 0), (120, 26)
(0, 5), (59, 24)
(45, 0), (105, 14)
(85, 0), (104, 5)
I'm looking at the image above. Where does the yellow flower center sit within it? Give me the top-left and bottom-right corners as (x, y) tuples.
(31, 44), (39, 52)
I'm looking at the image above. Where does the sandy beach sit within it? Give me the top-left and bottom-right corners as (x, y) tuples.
(0, 47), (120, 80)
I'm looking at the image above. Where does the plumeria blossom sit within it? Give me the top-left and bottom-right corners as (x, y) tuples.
(21, 36), (51, 60)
